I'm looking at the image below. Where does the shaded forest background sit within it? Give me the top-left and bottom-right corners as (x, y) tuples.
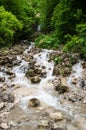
(0, 0), (86, 59)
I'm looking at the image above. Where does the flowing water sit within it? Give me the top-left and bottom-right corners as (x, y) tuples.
(0, 43), (86, 130)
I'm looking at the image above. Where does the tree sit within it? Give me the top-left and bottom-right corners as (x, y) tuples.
(0, 6), (23, 47)
(0, 0), (35, 39)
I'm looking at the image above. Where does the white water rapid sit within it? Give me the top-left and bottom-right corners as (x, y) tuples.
(0, 43), (86, 130)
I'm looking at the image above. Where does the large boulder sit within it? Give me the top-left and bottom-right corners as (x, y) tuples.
(29, 98), (40, 107)
(30, 76), (41, 84)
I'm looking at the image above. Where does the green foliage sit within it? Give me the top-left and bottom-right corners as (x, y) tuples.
(64, 23), (86, 59)
(38, 0), (58, 32)
(0, 6), (23, 47)
(35, 33), (59, 49)
(53, 56), (62, 64)
(0, 0), (35, 39)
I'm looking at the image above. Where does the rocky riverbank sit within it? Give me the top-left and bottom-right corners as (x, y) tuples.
(0, 43), (86, 130)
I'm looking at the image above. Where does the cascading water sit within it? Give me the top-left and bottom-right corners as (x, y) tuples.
(0, 42), (86, 130)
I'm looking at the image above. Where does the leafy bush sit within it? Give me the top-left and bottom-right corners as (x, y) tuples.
(35, 34), (59, 49)
(64, 23), (86, 59)
(53, 56), (62, 64)
(0, 6), (23, 47)
(0, 0), (35, 39)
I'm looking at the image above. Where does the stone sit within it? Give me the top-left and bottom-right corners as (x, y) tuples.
(38, 120), (49, 129)
(30, 76), (41, 83)
(29, 98), (40, 107)
(79, 79), (85, 89)
(34, 63), (40, 67)
(34, 68), (42, 74)
(26, 69), (35, 77)
(0, 123), (8, 129)
(1, 93), (14, 103)
(50, 112), (63, 122)
(0, 102), (5, 110)
(71, 78), (77, 84)
(53, 67), (59, 76)
(5, 70), (15, 76)
(0, 77), (5, 82)
(12, 59), (21, 66)
(56, 85), (69, 94)
(81, 62), (86, 69)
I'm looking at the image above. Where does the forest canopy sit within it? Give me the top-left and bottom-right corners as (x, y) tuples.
(0, 0), (86, 59)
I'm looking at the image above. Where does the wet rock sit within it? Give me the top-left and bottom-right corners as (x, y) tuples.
(0, 102), (5, 110)
(34, 63), (40, 67)
(42, 66), (46, 69)
(1, 93), (14, 103)
(0, 123), (8, 129)
(41, 69), (47, 77)
(53, 78), (69, 94)
(79, 79), (85, 89)
(5, 70), (15, 76)
(29, 98), (40, 107)
(30, 76), (41, 83)
(50, 112), (63, 122)
(26, 69), (35, 77)
(56, 85), (69, 94)
(68, 95), (83, 102)
(81, 62), (86, 69)
(53, 67), (59, 76)
(34, 68), (42, 74)
(12, 45), (24, 55)
(64, 67), (71, 76)
(71, 78), (77, 84)
(38, 120), (49, 130)
(12, 59), (21, 66)
(64, 60), (70, 67)
(0, 77), (5, 82)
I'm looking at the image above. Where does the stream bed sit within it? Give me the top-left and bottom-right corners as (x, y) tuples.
(0, 43), (86, 130)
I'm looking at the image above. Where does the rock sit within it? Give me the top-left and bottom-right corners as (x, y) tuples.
(0, 123), (8, 129)
(71, 78), (77, 84)
(42, 66), (46, 69)
(34, 68), (42, 74)
(26, 69), (35, 77)
(53, 67), (59, 76)
(79, 79), (85, 89)
(55, 85), (69, 94)
(59, 85), (69, 94)
(34, 63), (40, 67)
(12, 59), (21, 66)
(50, 112), (63, 122)
(53, 78), (61, 88)
(5, 70), (15, 75)
(41, 69), (47, 77)
(53, 78), (68, 93)
(38, 120), (49, 129)
(30, 76), (41, 83)
(0, 102), (5, 110)
(68, 95), (83, 102)
(0, 77), (5, 82)
(1, 93), (14, 103)
(29, 98), (40, 107)
(81, 62), (86, 69)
